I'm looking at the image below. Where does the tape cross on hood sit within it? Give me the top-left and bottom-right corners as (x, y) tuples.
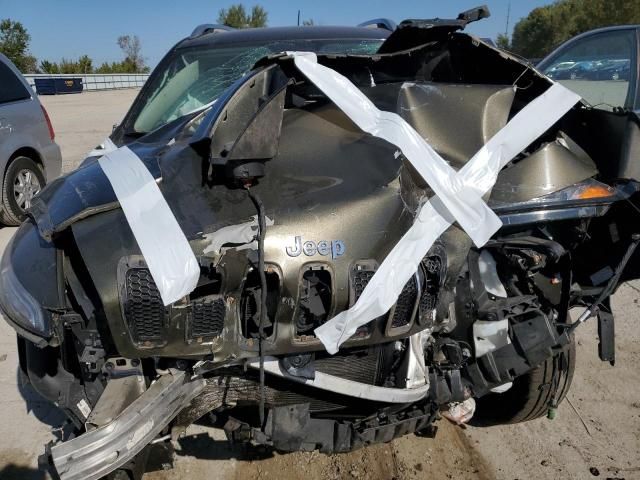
(287, 53), (582, 354)
(289, 52), (501, 248)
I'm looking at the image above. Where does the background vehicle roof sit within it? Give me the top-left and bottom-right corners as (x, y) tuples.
(179, 26), (390, 49)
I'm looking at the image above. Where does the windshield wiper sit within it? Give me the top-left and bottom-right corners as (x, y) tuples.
(122, 130), (148, 138)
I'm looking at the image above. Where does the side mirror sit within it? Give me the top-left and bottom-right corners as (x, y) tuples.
(190, 65), (290, 185)
(222, 85), (287, 181)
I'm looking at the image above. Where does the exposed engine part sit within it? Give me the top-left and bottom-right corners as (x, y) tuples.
(240, 268), (279, 339)
(281, 353), (315, 380)
(296, 267), (332, 336)
(456, 240), (572, 397)
(246, 356), (430, 403)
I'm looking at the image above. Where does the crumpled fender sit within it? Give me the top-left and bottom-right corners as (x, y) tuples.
(29, 115), (198, 241)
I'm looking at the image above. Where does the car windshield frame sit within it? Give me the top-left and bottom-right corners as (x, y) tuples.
(120, 37), (385, 137)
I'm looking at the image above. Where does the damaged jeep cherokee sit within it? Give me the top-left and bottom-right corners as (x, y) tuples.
(3, 6), (640, 480)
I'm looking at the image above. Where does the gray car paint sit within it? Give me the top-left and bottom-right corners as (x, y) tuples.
(0, 53), (62, 200)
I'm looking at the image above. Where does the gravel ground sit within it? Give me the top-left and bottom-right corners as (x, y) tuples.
(39, 88), (140, 172)
(0, 89), (638, 480)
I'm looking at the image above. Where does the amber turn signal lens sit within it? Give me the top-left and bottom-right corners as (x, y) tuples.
(573, 184), (614, 200)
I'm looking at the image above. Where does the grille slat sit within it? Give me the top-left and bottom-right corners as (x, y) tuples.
(353, 270), (375, 301)
(190, 298), (226, 338)
(351, 269), (377, 336)
(420, 256), (442, 314)
(390, 277), (418, 329)
(124, 268), (165, 343)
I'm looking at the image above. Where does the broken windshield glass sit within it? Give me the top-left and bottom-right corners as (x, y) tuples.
(132, 39), (383, 134)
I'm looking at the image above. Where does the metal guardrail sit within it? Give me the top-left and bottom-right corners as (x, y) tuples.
(23, 73), (149, 92)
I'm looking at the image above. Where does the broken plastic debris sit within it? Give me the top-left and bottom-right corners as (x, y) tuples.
(473, 319), (511, 357)
(442, 398), (476, 425)
(405, 330), (429, 389)
(490, 382), (513, 394)
(202, 215), (275, 261)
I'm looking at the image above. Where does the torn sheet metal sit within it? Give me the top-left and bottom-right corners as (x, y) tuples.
(405, 330), (429, 389)
(309, 74), (581, 353)
(202, 215), (274, 262)
(291, 52), (502, 247)
(98, 146), (200, 305)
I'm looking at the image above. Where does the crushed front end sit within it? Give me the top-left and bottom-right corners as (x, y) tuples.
(3, 7), (640, 480)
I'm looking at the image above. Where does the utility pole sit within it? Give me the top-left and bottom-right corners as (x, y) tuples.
(505, 1), (511, 37)
(297, 10), (301, 26)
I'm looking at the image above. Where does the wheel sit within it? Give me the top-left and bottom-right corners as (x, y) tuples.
(1, 155), (45, 226)
(471, 337), (576, 426)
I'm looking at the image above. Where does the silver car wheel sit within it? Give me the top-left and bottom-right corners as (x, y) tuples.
(13, 168), (41, 210)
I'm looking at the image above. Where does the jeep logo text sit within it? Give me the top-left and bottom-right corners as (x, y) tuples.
(285, 236), (345, 259)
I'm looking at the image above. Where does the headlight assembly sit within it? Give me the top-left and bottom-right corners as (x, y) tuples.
(492, 179), (638, 227)
(0, 225), (56, 342)
(0, 246), (49, 338)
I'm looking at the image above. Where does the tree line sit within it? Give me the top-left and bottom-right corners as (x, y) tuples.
(0, 19), (149, 74)
(216, 4), (314, 28)
(501, 0), (640, 59)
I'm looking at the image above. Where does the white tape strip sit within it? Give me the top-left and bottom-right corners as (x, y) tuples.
(291, 52), (502, 247)
(99, 146), (200, 306)
(304, 72), (581, 353)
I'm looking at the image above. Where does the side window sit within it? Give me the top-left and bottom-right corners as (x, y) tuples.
(0, 61), (31, 104)
(540, 29), (636, 111)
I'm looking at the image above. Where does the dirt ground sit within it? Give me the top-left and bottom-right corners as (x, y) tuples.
(0, 89), (639, 480)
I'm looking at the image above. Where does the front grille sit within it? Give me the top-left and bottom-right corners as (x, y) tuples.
(390, 276), (418, 328)
(351, 269), (377, 336)
(190, 298), (225, 338)
(420, 255), (442, 314)
(124, 268), (165, 343)
(352, 270), (375, 301)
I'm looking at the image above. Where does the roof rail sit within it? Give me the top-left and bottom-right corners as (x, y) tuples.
(190, 24), (235, 38)
(357, 18), (397, 32)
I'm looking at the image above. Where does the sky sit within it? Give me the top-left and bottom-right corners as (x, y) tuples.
(0, 1), (553, 68)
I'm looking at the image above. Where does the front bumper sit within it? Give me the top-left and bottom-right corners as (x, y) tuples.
(49, 370), (205, 480)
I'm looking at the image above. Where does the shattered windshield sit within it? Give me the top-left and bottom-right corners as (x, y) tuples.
(132, 39), (383, 134)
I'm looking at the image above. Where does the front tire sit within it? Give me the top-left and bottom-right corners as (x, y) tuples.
(1, 155), (45, 226)
(472, 337), (576, 425)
